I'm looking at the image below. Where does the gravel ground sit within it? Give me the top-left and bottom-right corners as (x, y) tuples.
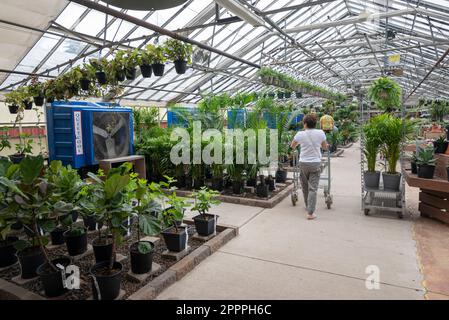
(0, 223), (211, 300)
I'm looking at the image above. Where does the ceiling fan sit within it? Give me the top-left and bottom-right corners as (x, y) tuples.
(101, 0), (189, 10)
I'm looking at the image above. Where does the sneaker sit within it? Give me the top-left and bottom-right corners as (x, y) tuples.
(307, 213), (317, 220)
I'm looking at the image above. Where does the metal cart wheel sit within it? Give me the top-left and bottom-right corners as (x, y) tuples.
(325, 195), (333, 209)
(291, 192), (298, 206)
(364, 209), (370, 215)
(397, 212), (404, 219)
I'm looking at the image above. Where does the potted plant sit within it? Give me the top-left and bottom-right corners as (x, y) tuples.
(164, 39), (193, 75)
(211, 163), (224, 191)
(160, 189), (191, 252)
(410, 152), (418, 174)
(84, 163), (134, 300)
(138, 46), (153, 78)
(363, 118), (382, 188)
(73, 64), (96, 91)
(433, 136), (448, 154)
(256, 174), (269, 198)
(367, 77), (402, 112)
(90, 57), (109, 85)
(416, 144), (436, 179)
(0, 127), (11, 156)
(9, 133), (33, 164)
(4, 89), (28, 114)
(191, 187), (220, 237)
(129, 179), (162, 275)
(147, 44), (167, 76)
(28, 78), (45, 106)
(124, 49), (139, 80)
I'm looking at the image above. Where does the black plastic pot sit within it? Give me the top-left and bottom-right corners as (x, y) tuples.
(36, 256), (71, 298)
(17, 247), (45, 279)
(11, 220), (23, 230)
(47, 97), (55, 103)
(9, 154), (25, 164)
(92, 237), (113, 264)
(33, 96), (44, 107)
(278, 92), (285, 99)
(175, 175), (186, 189)
(268, 93), (275, 99)
(382, 173), (401, 191)
(50, 226), (67, 246)
(8, 105), (19, 114)
(296, 92), (302, 98)
(447, 167), (449, 182)
(83, 216), (103, 231)
(174, 60), (188, 74)
(418, 165), (436, 179)
(275, 169), (288, 183)
(193, 214), (218, 237)
(411, 162), (418, 174)
(284, 92), (292, 99)
(246, 178), (257, 187)
(140, 64), (152, 78)
(152, 63), (165, 76)
(24, 100), (33, 110)
(364, 171), (380, 189)
(116, 70), (126, 82)
(71, 211), (79, 223)
(63, 229), (87, 256)
(266, 176), (275, 191)
(232, 181), (244, 194)
(256, 184), (269, 198)
(90, 261), (123, 300)
(0, 236), (18, 268)
(434, 141), (449, 154)
(211, 178), (224, 191)
(193, 179), (204, 190)
(95, 71), (107, 85)
(125, 67), (137, 80)
(130, 241), (154, 275)
(80, 78), (91, 91)
(161, 226), (187, 252)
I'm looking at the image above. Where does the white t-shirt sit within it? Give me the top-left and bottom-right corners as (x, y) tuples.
(293, 129), (327, 163)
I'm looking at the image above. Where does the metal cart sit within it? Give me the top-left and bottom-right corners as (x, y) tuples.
(291, 149), (333, 209)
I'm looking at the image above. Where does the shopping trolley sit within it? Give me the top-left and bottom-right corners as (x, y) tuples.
(291, 149), (333, 209)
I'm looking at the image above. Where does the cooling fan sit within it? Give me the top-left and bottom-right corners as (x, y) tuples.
(92, 112), (131, 161)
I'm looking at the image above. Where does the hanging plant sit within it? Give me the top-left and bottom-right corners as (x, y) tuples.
(27, 78), (45, 106)
(90, 57), (109, 85)
(164, 39), (193, 75)
(367, 77), (402, 112)
(145, 44), (167, 76)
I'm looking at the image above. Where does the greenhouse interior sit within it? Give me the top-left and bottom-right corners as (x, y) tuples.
(1, 0), (449, 305)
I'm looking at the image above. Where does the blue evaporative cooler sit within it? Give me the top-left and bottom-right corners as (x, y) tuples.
(46, 101), (134, 169)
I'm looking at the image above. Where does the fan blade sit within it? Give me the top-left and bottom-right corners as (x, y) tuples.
(110, 117), (126, 137)
(106, 137), (117, 159)
(93, 125), (109, 138)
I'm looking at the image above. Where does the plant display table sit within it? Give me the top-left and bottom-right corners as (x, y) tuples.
(99, 155), (146, 179)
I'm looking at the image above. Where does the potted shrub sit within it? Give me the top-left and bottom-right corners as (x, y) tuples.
(73, 64), (96, 91)
(84, 164), (134, 300)
(147, 44), (167, 76)
(90, 58), (109, 85)
(433, 136), (448, 154)
(4, 90), (27, 114)
(192, 187), (220, 237)
(43, 80), (57, 103)
(416, 144), (436, 179)
(164, 39), (193, 75)
(9, 133), (33, 164)
(363, 118), (382, 188)
(211, 163), (224, 191)
(138, 46), (153, 78)
(124, 49), (139, 80)
(227, 163), (245, 194)
(256, 175), (269, 198)
(129, 179), (162, 274)
(367, 77), (402, 112)
(28, 78), (45, 106)
(160, 190), (191, 252)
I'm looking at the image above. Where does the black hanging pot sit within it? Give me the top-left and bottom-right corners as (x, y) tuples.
(90, 261), (123, 300)
(193, 214), (218, 237)
(364, 171), (380, 189)
(9, 154), (25, 164)
(125, 67), (137, 81)
(275, 169), (288, 183)
(152, 63), (165, 76)
(33, 96), (44, 107)
(116, 70), (126, 82)
(284, 92), (292, 99)
(80, 78), (91, 91)
(411, 162), (418, 174)
(24, 100), (33, 110)
(0, 236), (19, 268)
(139, 64), (152, 78)
(161, 226), (187, 252)
(63, 229), (88, 256)
(232, 181), (244, 194)
(83, 216), (103, 231)
(418, 165), (436, 179)
(50, 226), (68, 246)
(8, 105), (19, 114)
(92, 237), (114, 264)
(296, 92), (302, 98)
(36, 256), (71, 298)
(174, 60), (188, 75)
(268, 93), (275, 99)
(256, 184), (269, 198)
(17, 246), (45, 279)
(130, 241), (154, 275)
(95, 71), (107, 85)
(278, 92), (285, 100)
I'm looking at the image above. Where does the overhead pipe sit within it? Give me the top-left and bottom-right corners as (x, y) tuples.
(69, 0), (260, 69)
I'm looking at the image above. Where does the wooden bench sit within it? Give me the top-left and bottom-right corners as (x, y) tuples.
(99, 155), (146, 179)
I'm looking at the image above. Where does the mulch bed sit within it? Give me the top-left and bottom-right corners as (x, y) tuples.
(0, 223), (210, 300)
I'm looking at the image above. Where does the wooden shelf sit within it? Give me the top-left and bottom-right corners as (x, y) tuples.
(404, 169), (449, 193)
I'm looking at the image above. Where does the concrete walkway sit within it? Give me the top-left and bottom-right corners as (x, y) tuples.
(159, 144), (426, 300)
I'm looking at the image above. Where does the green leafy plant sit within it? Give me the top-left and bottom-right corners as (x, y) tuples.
(164, 39), (193, 63)
(160, 191), (190, 233)
(4, 87), (30, 109)
(367, 77), (402, 112)
(145, 44), (167, 64)
(191, 187), (220, 219)
(363, 118), (382, 172)
(27, 78), (44, 98)
(0, 127), (11, 153)
(14, 133), (33, 156)
(430, 100), (448, 123)
(416, 144), (436, 166)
